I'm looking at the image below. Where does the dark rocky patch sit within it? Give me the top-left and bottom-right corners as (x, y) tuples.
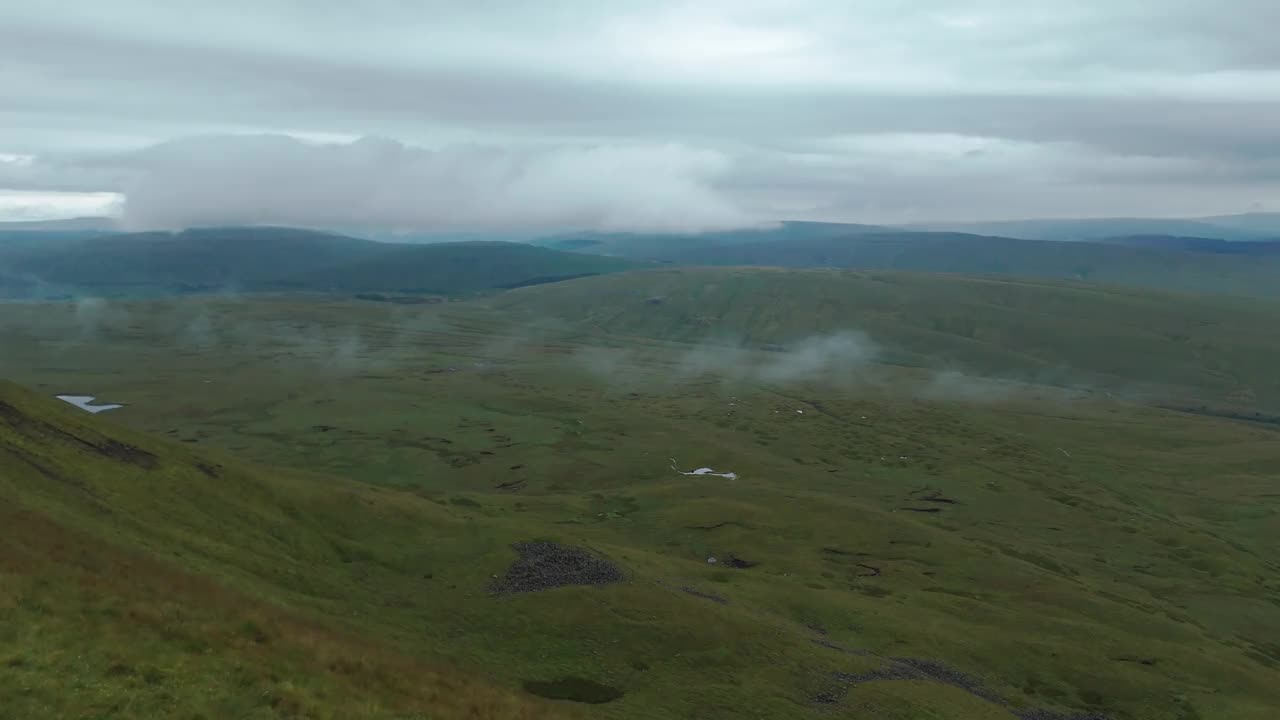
(681, 586), (728, 604)
(855, 563), (882, 577)
(491, 542), (624, 594)
(95, 439), (157, 468)
(817, 658), (1000, 707)
(522, 677), (624, 704)
(899, 507), (943, 513)
(811, 687), (845, 705)
(889, 657), (1004, 704)
(1112, 655), (1158, 666)
(0, 401), (24, 425)
(726, 555), (759, 569)
(1, 401), (156, 468)
(495, 479), (526, 492)
(812, 652), (1112, 719)
(685, 521), (749, 531)
(910, 488), (958, 504)
(811, 638), (872, 657)
(1013, 711), (1111, 720)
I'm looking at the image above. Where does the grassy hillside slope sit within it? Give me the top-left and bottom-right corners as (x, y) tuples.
(0, 379), (567, 719)
(5, 291), (1280, 718)
(660, 233), (1280, 300)
(496, 267), (1280, 413)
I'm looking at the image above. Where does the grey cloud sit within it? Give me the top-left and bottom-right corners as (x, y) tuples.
(4, 1), (1280, 223)
(8, 20), (1280, 161)
(115, 134), (755, 232)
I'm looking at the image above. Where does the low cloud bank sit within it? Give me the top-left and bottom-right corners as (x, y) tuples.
(119, 135), (758, 233)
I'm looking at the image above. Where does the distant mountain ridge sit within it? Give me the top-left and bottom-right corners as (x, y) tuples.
(533, 220), (894, 259)
(0, 226), (641, 298)
(531, 226), (1280, 300)
(899, 212), (1280, 241)
(6, 218), (1280, 302)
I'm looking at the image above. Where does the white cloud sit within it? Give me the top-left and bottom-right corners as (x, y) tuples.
(0, 153), (35, 167)
(0, 190), (122, 221)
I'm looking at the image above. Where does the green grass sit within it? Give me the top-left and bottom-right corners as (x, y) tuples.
(2, 275), (1280, 719)
(496, 267), (1280, 413)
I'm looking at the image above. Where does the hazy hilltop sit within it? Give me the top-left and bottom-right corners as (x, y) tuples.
(1196, 212), (1280, 235)
(0, 216), (120, 232)
(899, 213), (1280, 242)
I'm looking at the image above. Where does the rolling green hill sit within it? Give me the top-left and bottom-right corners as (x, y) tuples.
(0, 227), (640, 298)
(653, 233), (1280, 300)
(0, 379), (564, 720)
(496, 266), (1280, 413)
(4, 287), (1280, 719)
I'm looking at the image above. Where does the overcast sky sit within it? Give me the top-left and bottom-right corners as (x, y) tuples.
(2, 0), (1278, 230)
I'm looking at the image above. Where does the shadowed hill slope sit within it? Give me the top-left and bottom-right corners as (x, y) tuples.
(0, 228), (640, 297)
(0, 227), (386, 292)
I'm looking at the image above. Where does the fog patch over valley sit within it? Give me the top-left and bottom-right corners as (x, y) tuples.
(74, 296), (130, 340)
